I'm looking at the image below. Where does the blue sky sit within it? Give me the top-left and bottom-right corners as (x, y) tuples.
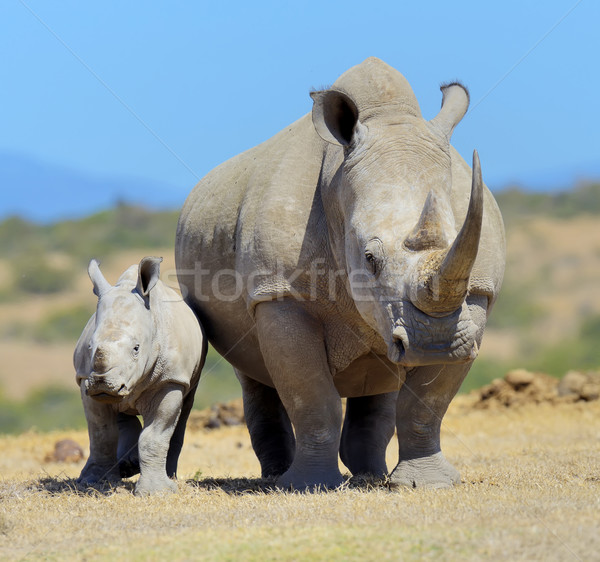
(0, 1), (598, 220)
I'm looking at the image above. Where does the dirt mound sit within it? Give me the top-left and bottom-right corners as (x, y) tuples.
(188, 370), (600, 426)
(472, 369), (600, 409)
(188, 399), (245, 431)
(44, 439), (85, 463)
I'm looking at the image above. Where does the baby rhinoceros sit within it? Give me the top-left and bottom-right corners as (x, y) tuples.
(74, 257), (206, 495)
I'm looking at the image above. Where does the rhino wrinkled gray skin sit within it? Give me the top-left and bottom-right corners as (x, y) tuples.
(176, 58), (505, 489)
(74, 257), (206, 495)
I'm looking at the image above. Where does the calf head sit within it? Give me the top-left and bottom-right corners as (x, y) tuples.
(77, 257), (163, 403)
(312, 76), (488, 367)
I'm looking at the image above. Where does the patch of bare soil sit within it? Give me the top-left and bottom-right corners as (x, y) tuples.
(187, 398), (245, 430)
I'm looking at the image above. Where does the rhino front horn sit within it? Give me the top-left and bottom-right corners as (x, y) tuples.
(410, 150), (483, 317)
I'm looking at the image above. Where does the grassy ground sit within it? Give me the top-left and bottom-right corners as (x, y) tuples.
(1, 397), (598, 561)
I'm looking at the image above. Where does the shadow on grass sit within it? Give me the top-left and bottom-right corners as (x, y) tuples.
(28, 474), (390, 497)
(30, 475), (135, 496)
(186, 474), (390, 495)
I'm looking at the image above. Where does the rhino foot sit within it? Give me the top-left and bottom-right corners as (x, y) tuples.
(389, 452), (461, 489)
(275, 466), (344, 492)
(134, 474), (178, 496)
(119, 457), (140, 478)
(77, 461), (121, 486)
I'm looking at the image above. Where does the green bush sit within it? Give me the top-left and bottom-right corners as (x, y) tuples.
(33, 305), (94, 343)
(193, 345), (241, 409)
(0, 386), (85, 435)
(13, 255), (73, 295)
(487, 285), (546, 330)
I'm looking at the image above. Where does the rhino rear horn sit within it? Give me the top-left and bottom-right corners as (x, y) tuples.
(429, 82), (469, 140)
(136, 256), (163, 297)
(404, 190), (451, 251)
(411, 150), (483, 317)
(88, 259), (111, 297)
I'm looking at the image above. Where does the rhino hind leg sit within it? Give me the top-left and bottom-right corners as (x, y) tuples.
(237, 370), (295, 478)
(340, 392), (397, 478)
(255, 301), (344, 490)
(117, 413), (142, 478)
(390, 363), (470, 489)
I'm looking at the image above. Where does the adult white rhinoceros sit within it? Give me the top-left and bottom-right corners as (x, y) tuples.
(176, 57), (505, 489)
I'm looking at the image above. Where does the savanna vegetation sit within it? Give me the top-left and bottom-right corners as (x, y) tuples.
(1, 183), (600, 432)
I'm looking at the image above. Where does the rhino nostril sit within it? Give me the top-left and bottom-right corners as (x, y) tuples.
(92, 346), (109, 373)
(395, 338), (405, 356)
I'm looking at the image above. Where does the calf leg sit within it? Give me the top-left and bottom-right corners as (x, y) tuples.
(135, 383), (184, 496)
(77, 387), (120, 485)
(255, 301), (343, 490)
(236, 370), (295, 478)
(117, 413), (142, 478)
(390, 363), (470, 489)
(340, 392), (397, 478)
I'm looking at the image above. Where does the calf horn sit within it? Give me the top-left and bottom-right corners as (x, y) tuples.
(411, 150), (483, 317)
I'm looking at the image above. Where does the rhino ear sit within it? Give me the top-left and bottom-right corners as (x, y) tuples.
(429, 82), (470, 140)
(311, 89), (361, 146)
(88, 259), (111, 298)
(136, 256), (163, 298)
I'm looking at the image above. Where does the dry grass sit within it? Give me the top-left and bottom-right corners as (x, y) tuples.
(1, 398), (598, 561)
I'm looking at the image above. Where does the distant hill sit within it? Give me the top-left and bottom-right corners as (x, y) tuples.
(494, 181), (600, 224)
(0, 204), (180, 264)
(0, 151), (188, 223)
(1, 150), (599, 224)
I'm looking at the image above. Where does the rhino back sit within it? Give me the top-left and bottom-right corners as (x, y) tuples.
(175, 113), (332, 381)
(176, 114), (331, 309)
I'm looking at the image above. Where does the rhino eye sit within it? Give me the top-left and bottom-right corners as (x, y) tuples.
(364, 239), (384, 276)
(365, 251), (378, 275)
(133, 344), (140, 355)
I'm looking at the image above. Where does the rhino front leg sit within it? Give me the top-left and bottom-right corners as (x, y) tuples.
(255, 301), (343, 490)
(340, 391), (397, 478)
(390, 363), (470, 489)
(77, 387), (120, 485)
(135, 383), (184, 496)
(237, 370), (295, 478)
(117, 413), (142, 478)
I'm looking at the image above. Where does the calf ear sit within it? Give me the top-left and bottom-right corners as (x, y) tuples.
(88, 259), (111, 297)
(310, 89), (361, 146)
(429, 82), (469, 140)
(136, 256), (163, 298)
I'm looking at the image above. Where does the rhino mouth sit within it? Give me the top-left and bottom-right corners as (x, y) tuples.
(387, 331), (478, 367)
(86, 381), (128, 403)
(87, 390), (125, 404)
(385, 302), (479, 367)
